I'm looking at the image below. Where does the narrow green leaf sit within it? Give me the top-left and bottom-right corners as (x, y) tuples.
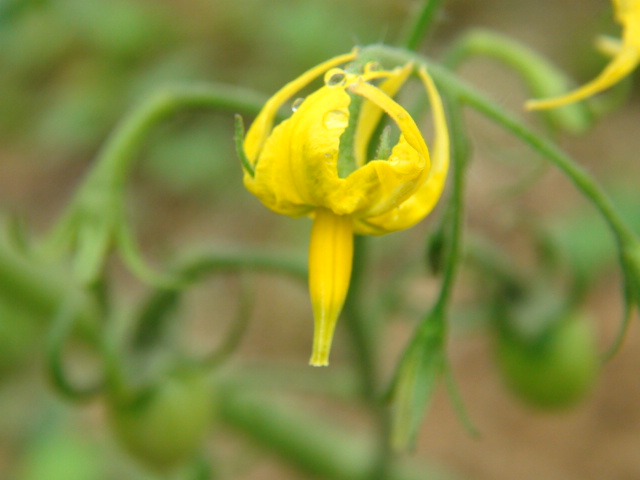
(234, 114), (254, 177)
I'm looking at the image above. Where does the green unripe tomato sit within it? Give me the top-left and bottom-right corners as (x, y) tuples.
(495, 313), (599, 410)
(107, 369), (214, 472)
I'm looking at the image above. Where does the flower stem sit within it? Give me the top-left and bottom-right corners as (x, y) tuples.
(432, 98), (468, 315)
(130, 249), (308, 353)
(342, 235), (395, 479)
(218, 383), (456, 480)
(342, 235), (377, 394)
(0, 238), (98, 340)
(88, 83), (271, 188)
(398, 0), (444, 51)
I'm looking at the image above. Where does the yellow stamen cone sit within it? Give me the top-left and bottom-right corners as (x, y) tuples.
(308, 209), (354, 366)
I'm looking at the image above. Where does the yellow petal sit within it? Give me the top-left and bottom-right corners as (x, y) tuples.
(243, 84), (351, 216)
(351, 79), (429, 169)
(243, 50), (357, 165)
(308, 209), (354, 366)
(328, 134), (424, 216)
(344, 79), (430, 217)
(614, 0), (640, 27)
(525, 46), (640, 110)
(355, 67), (449, 235)
(617, 0), (640, 49)
(526, 0), (640, 110)
(354, 62), (414, 167)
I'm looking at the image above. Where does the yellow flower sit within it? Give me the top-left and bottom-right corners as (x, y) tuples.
(239, 51), (449, 366)
(526, 0), (640, 110)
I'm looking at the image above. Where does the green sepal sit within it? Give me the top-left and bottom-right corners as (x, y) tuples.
(443, 363), (480, 438)
(388, 309), (445, 451)
(234, 114), (254, 177)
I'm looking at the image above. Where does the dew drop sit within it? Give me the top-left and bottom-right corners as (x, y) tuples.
(324, 68), (347, 87)
(323, 110), (348, 129)
(291, 97), (305, 112)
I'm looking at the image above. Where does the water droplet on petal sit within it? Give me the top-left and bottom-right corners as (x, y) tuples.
(291, 97), (305, 112)
(323, 110), (348, 129)
(324, 68), (347, 87)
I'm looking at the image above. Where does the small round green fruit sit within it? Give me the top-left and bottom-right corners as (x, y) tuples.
(107, 369), (213, 471)
(495, 313), (599, 409)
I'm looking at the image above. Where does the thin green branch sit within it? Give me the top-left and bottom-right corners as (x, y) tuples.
(431, 97), (468, 315)
(342, 235), (393, 480)
(342, 235), (378, 398)
(218, 384), (459, 480)
(204, 275), (255, 368)
(93, 83), (270, 186)
(399, 0), (444, 51)
(43, 82), (274, 286)
(129, 249), (307, 354)
(603, 270), (635, 360)
(0, 237), (99, 339)
(171, 249), (308, 283)
(47, 295), (103, 401)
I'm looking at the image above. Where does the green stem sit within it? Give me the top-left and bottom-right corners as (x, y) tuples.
(171, 248), (308, 283)
(342, 235), (393, 480)
(0, 238), (98, 340)
(43, 82), (274, 286)
(388, 97), (471, 449)
(87, 83), (270, 187)
(399, 0), (444, 51)
(428, 97), (478, 437)
(47, 294), (103, 401)
(343, 235), (377, 397)
(218, 385), (457, 480)
(203, 275), (255, 368)
(432, 98), (468, 316)
(453, 82), (634, 246)
(130, 249), (308, 356)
